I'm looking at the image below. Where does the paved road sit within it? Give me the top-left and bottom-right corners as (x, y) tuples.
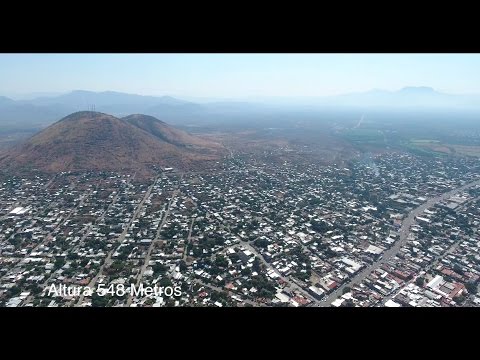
(378, 191), (480, 306)
(125, 187), (179, 307)
(43, 174), (58, 190)
(183, 217), (195, 262)
(1, 187), (92, 284)
(379, 238), (463, 307)
(23, 189), (104, 306)
(76, 177), (156, 306)
(237, 240), (317, 303)
(321, 178), (480, 307)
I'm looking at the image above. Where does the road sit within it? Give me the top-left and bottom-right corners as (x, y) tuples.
(125, 186), (179, 307)
(321, 177), (480, 307)
(353, 114), (364, 129)
(75, 177), (157, 306)
(379, 238), (463, 307)
(236, 240), (317, 303)
(0, 174), (58, 222)
(1, 187), (92, 284)
(183, 216), (195, 262)
(22, 188), (104, 306)
(378, 190), (480, 306)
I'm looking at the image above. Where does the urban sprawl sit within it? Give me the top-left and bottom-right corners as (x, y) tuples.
(2, 151), (480, 307)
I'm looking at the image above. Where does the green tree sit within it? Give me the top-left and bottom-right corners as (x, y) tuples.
(214, 255), (228, 268)
(465, 281), (477, 294)
(415, 277), (425, 287)
(153, 263), (167, 275)
(54, 257), (66, 270)
(92, 293), (109, 307)
(179, 260), (187, 272)
(158, 277), (172, 287)
(254, 238), (269, 248)
(9, 285), (21, 297)
(453, 263), (464, 275)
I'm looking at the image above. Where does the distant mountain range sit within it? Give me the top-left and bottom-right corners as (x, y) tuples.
(0, 111), (225, 174)
(0, 90), (277, 131)
(247, 87), (480, 109)
(0, 90), (209, 129)
(317, 87), (480, 109)
(1, 88), (479, 132)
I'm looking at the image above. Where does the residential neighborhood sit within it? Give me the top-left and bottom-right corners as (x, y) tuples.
(1, 149), (480, 307)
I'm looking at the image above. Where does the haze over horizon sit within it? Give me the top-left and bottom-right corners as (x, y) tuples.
(1, 54), (480, 99)
(3, 55), (480, 310)
(5, 86), (480, 103)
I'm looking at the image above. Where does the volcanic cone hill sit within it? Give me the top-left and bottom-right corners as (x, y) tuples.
(0, 111), (224, 174)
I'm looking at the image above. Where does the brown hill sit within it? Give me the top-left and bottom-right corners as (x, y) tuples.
(0, 111), (224, 174)
(123, 114), (223, 153)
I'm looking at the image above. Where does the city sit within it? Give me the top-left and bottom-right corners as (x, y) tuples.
(2, 53), (480, 308)
(2, 147), (480, 307)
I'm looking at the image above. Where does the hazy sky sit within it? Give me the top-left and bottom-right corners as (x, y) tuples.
(1, 54), (479, 99)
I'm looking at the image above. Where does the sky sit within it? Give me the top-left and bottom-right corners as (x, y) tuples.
(1, 54), (479, 99)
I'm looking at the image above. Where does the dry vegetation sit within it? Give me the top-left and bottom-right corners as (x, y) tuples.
(0, 111), (226, 175)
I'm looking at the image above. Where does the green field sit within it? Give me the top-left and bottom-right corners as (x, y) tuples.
(404, 138), (452, 157)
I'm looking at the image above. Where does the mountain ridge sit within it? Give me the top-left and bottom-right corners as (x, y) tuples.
(123, 113), (223, 151)
(0, 111), (224, 175)
(2, 88), (480, 132)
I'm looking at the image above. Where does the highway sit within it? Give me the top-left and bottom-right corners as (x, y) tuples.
(321, 178), (480, 307)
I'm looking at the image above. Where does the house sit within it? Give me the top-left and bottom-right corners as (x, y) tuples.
(307, 285), (325, 300)
(385, 299), (401, 307)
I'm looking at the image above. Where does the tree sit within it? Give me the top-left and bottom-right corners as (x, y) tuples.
(80, 258), (89, 267)
(254, 238), (269, 249)
(179, 260), (187, 272)
(158, 277), (172, 287)
(8, 285), (21, 297)
(258, 288), (274, 299)
(67, 252), (79, 260)
(241, 267), (251, 276)
(54, 257), (66, 270)
(453, 263), (464, 276)
(29, 283), (42, 295)
(214, 255), (228, 268)
(465, 281), (477, 294)
(252, 258), (262, 273)
(415, 277), (425, 287)
(342, 286), (351, 294)
(105, 260), (126, 275)
(153, 263), (167, 275)
(454, 294), (466, 304)
(92, 293), (109, 307)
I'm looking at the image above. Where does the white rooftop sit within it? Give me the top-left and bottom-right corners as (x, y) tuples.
(385, 299), (401, 307)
